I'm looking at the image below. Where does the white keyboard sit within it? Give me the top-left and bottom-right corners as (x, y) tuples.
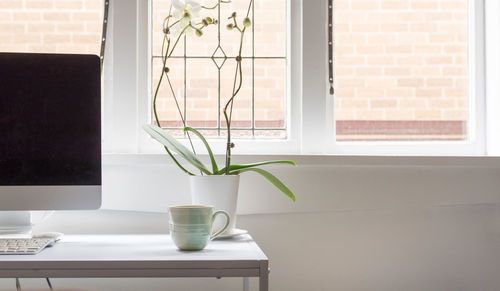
(0, 238), (55, 255)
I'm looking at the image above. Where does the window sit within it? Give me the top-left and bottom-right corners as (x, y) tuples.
(299, 0), (487, 155)
(0, 0), (103, 55)
(151, 0), (288, 139)
(103, 0), (492, 156)
(334, 0), (470, 142)
(3, 0), (493, 156)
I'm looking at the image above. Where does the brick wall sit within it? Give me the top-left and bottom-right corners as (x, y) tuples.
(1, 0), (468, 141)
(0, 0), (102, 54)
(335, 0), (468, 140)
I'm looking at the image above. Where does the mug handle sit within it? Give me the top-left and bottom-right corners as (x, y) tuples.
(210, 210), (230, 240)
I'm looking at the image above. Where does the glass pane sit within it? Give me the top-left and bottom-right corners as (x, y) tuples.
(187, 0), (253, 57)
(254, 59), (286, 133)
(0, 0), (103, 54)
(220, 59), (252, 129)
(151, 0), (288, 139)
(334, 0), (468, 141)
(186, 58), (219, 128)
(152, 58), (185, 128)
(254, 0), (287, 57)
(152, 0), (286, 58)
(152, 0), (184, 57)
(152, 0), (252, 57)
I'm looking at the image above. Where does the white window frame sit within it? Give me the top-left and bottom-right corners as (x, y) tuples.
(103, 0), (300, 155)
(303, 0), (487, 156)
(103, 0), (496, 157)
(138, 0), (301, 155)
(485, 0), (500, 156)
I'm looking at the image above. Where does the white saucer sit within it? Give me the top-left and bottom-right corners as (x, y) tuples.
(216, 228), (248, 239)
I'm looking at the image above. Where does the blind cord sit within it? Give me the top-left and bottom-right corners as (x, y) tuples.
(328, 0), (334, 95)
(100, 0), (111, 74)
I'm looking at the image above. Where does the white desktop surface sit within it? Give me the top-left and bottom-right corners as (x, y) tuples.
(0, 234), (269, 290)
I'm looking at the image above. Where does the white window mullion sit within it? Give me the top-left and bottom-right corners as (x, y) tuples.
(469, 0), (486, 154)
(485, 0), (500, 155)
(301, 0), (330, 154)
(288, 0), (303, 154)
(137, 0), (151, 153)
(108, 0), (140, 153)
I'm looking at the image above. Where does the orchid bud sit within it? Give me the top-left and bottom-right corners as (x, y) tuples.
(195, 28), (203, 37)
(231, 12), (237, 18)
(226, 23), (234, 30)
(202, 18), (209, 26)
(183, 12), (191, 20)
(205, 17), (214, 24)
(243, 17), (251, 27)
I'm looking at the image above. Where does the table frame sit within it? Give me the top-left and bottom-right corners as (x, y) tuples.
(0, 235), (269, 291)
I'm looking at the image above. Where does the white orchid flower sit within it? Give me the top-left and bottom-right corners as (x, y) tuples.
(171, 0), (202, 37)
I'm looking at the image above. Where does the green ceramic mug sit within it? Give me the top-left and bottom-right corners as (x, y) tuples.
(168, 205), (230, 251)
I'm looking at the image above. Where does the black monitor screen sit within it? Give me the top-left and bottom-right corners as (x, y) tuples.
(0, 53), (101, 185)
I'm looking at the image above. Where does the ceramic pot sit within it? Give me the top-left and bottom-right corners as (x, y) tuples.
(189, 175), (240, 234)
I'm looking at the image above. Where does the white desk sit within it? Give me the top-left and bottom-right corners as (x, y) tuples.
(0, 234), (269, 291)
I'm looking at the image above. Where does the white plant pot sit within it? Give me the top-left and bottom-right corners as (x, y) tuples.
(190, 175), (240, 234)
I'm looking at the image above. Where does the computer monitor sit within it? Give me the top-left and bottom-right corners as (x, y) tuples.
(0, 52), (102, 211)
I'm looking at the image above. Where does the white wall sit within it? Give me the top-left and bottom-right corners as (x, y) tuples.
(2, 204), (500, 291)
(1, 156), (500, 290)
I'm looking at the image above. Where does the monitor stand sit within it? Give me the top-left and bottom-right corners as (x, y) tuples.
(0, 211), (34, 238)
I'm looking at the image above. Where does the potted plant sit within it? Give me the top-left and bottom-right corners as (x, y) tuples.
(143, 0), (295, 234)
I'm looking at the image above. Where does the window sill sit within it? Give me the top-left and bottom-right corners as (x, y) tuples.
(101, 153), (500, 214)
(102, 153), (500, 168)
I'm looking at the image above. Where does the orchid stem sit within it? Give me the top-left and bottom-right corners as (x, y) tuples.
(223, 0), (253, 174)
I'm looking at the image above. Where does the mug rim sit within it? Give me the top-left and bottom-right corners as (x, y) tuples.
(169, 205), (215, 210)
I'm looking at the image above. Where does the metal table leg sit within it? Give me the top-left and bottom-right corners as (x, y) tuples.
(243, 277), (249, 291)
(259, 261), (269, 291)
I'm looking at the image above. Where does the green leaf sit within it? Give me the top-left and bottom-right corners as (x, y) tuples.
(235, 168), (296, 201)
(163, 145), (195, 176)
(219, 160), (295, 175)
(143, 124), (211, 175)
(184, 127), (218, 174)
